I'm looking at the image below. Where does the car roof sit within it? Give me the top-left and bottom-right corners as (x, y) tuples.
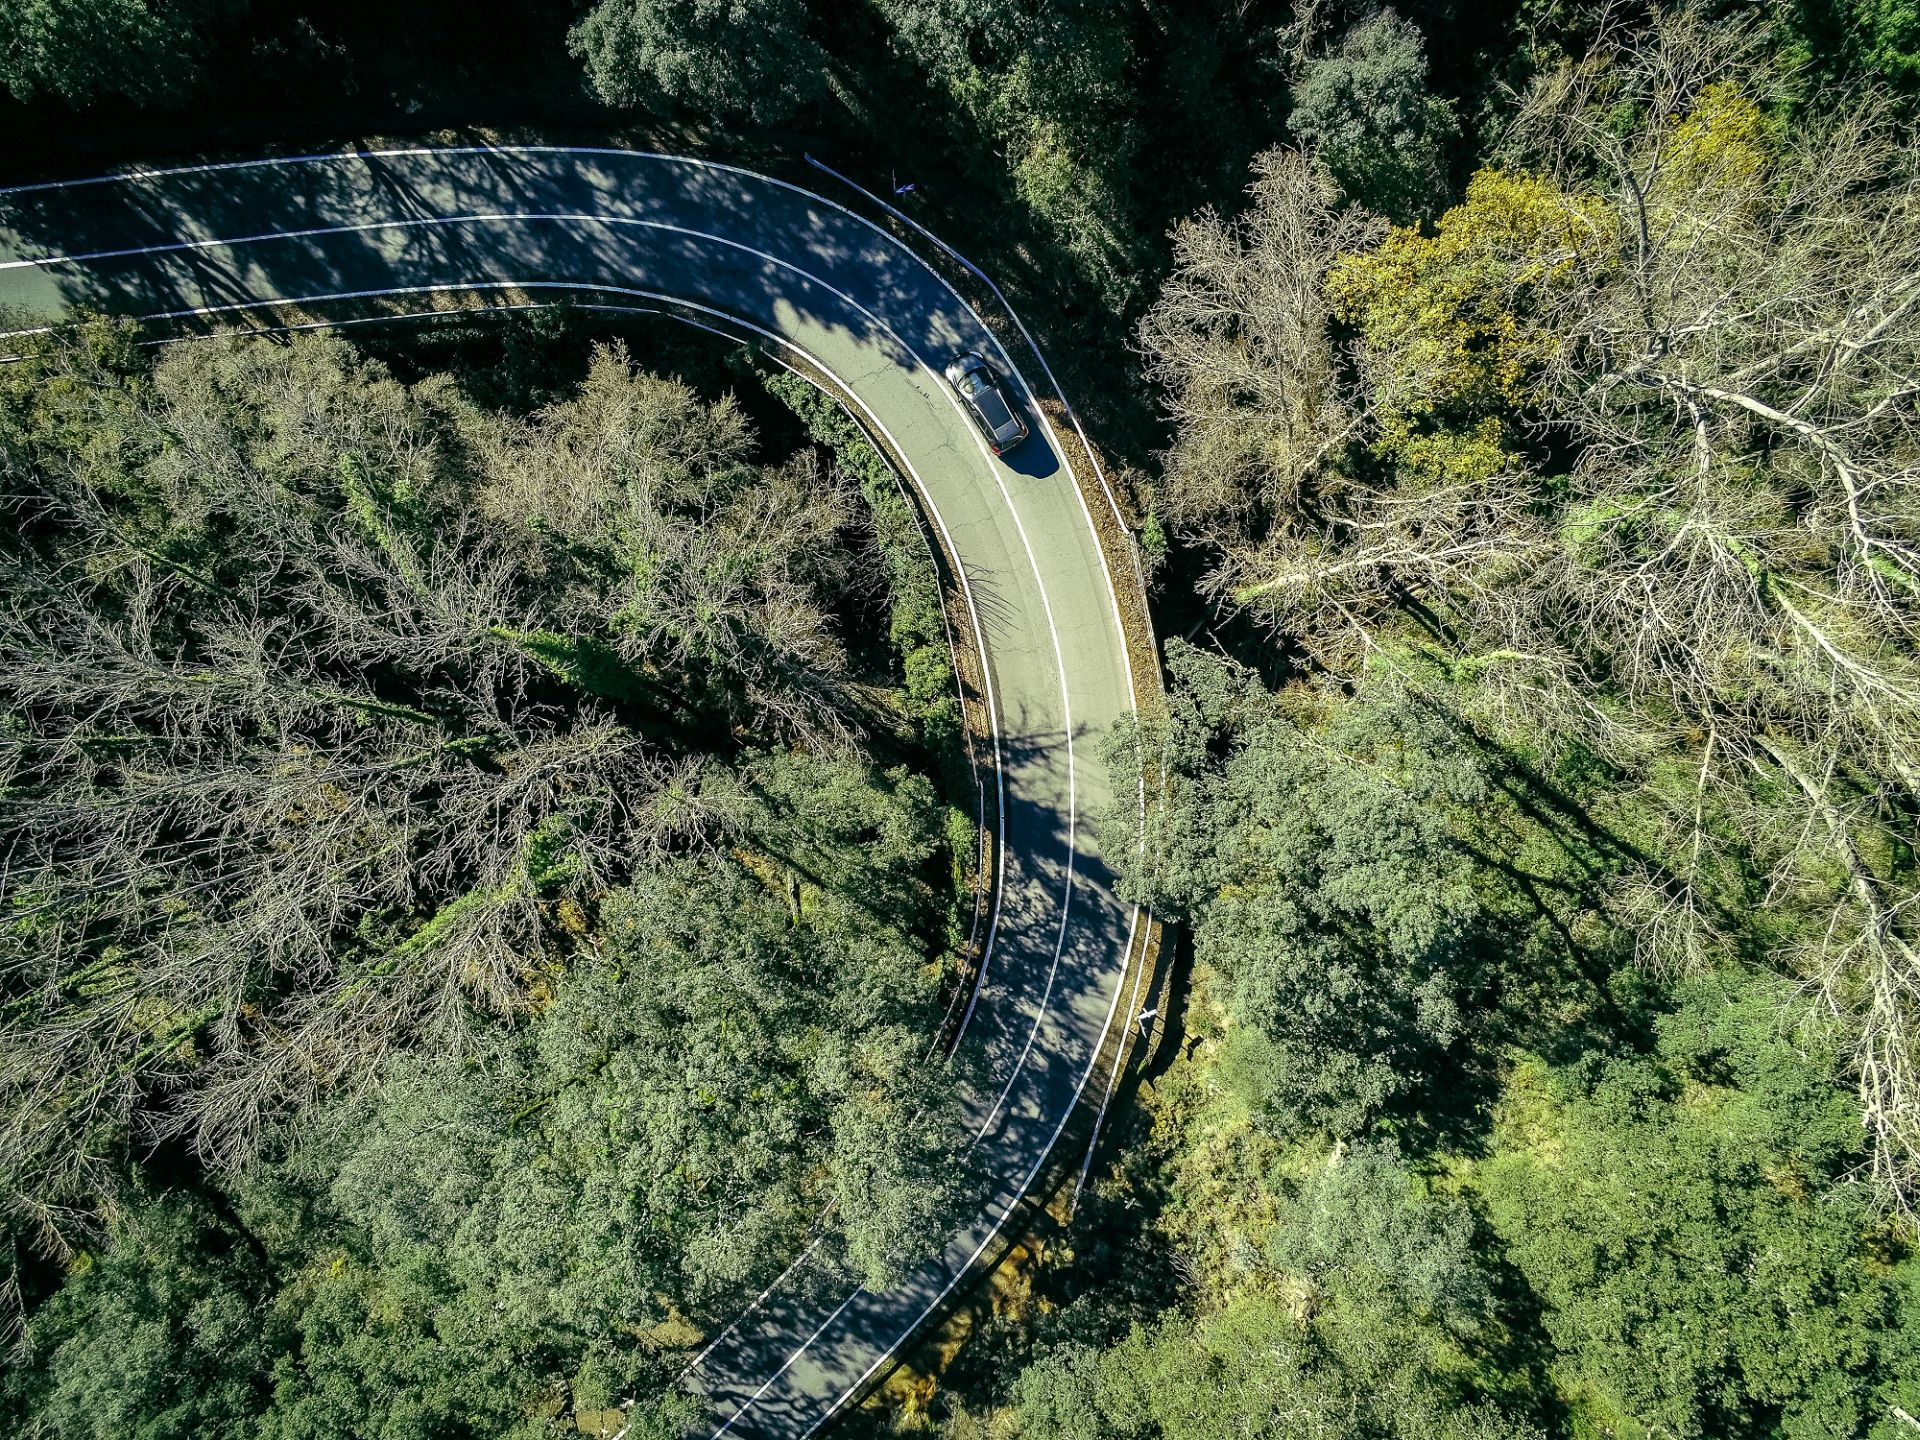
(973, 385), (1016, 433)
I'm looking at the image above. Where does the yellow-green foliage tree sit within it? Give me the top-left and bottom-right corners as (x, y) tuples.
(1325, 169), (1607, 485)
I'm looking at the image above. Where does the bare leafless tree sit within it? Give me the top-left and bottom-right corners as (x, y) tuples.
(0, 329), (871, 1248)
(1142, 9), (1920, 1203)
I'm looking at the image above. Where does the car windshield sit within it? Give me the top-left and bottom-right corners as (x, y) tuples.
(957, 369), (988, 396)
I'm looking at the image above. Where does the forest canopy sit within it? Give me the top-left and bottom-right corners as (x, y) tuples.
(980, 8), (1920, 1440)
(0, 323), (972, 1436)
(3, 2), (1920, 1440)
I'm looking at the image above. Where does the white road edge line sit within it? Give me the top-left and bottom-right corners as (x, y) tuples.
(1, 149), (1150, 1436)
(794, 903), (1146, 1440)
(799, 154), (1156, 1215)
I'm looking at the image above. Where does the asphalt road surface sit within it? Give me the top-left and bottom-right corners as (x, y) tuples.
(0, 147), (1142, 1440)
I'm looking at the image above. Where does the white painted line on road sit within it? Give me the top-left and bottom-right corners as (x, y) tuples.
(676, 1228), (835, 1390)
(802, 156), (1159, 1214)
(0, 152), (1152, 1437)
(0, 207), (853, 272)
(793, 915), (1145, 1440)
(1075, 909), (1153, 1204)
(710, 1283), (867, 1440)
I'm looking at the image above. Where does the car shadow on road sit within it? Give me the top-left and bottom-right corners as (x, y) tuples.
(1000, 427), (1060, 481)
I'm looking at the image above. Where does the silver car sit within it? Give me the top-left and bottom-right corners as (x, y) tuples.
(944, 350), (1029, 456)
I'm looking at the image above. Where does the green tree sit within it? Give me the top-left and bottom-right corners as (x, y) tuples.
(0, 0), (220, 107)
(877, 0), (1148, 307)
(569, 0), (826, 122)
(1269, 1140), (1489, 1336)
(1289, 8), (1458, 221)
(254, 1251), (536, 1440)
(1476, 974), (1920, 1438)
(3, 1197), (271, 1440)
(1009, 1291), (1543, 1440)
(1848, 0), (1920, 80)
(1106, 640), (1482, 1137)
(1787, 0), (1920, 88)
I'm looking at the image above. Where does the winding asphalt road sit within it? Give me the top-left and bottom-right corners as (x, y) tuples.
(0, 147), (1144, 1439)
